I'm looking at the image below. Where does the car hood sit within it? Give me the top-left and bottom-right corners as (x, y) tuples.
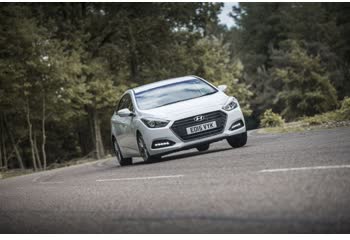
(138, 91), (229, 120)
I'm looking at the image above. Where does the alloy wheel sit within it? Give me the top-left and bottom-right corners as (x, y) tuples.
(137, 135), (149, 161)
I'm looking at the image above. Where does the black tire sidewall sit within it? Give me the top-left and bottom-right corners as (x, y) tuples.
(227, 131), (247, 148)
(113, 138), (132, 166)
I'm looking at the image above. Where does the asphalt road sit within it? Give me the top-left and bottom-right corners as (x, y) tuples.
(1, 127), (350, 233)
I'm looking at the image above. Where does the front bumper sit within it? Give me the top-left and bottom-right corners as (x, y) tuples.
(139, 108), (246, 156)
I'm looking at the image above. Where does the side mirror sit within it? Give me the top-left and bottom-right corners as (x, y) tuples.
(217, 85), (227, 92)
(117, 108), (134, 117)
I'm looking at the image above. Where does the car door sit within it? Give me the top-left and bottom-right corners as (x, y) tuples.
(111, 93), (138, 156)
(122, 94), (139, 155)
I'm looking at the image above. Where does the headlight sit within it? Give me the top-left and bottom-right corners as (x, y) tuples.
(141, 118), (170, 128)
(222, 97), (238, 111)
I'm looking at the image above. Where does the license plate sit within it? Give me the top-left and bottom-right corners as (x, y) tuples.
(186, 121), (217, 135)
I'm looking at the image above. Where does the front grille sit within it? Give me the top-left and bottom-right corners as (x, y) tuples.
(171, 110), (227, 141)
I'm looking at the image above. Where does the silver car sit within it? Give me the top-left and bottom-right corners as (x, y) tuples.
(111, 76), (247, 166)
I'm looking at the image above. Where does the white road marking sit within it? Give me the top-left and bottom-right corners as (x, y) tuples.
(32, 175), (63, 184)
(39, 181), (64, 184)
(260, 164), (350, 173)
(96, 174), (184, 182)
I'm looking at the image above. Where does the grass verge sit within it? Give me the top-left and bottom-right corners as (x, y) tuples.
(258, 114), (350, 134)
(258, 120), (350, 134)
(0, 155), (112, 180)
(258, 97), (350, 134)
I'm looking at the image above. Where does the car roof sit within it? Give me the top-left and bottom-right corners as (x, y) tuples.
(132, 75), (199, 94)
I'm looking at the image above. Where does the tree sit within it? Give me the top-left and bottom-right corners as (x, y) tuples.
(0, 4), (85, 169)
(271, 40), (338, 120)
(228, 2), (350, 122)
(0, 2), (257, 169)
(0, 4), (46, 170)
(34, 2), (225, 160)
(189, 37), (253, 115)
(228, 3), (291, 118)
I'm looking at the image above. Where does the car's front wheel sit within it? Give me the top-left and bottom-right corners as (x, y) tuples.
(227, 131), (247, 148)
(112, 137), (132, 166)
(137, 133), (160, 163)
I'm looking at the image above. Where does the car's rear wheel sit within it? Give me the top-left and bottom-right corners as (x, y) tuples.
(112, 137), (132, 166)
(196, 143), (210, 152)
(227, 131), (247, 148)
(137, 133), (160, 163)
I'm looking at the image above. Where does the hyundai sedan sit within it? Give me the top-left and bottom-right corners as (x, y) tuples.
(111, 76), (247, 166)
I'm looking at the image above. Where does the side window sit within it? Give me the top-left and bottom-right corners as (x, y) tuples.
(124, 94), (134, 112)
(117, 94), (134, 112)
(117, 95), (127, 111)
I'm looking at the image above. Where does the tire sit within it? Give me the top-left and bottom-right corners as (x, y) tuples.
(196, 143), (210, 152)
(227, 131), (247, 148)
(137, 133), (160, 163)
(112, 137), (132, 166)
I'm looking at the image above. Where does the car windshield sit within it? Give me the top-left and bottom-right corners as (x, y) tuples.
(135, 78), (218, 110)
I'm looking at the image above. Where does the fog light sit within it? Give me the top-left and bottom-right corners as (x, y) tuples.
(229, 120), (244, 131)
(152, 140), (175, 149)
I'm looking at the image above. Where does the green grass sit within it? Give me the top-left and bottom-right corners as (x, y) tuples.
(0, 169), (34, 179)
(258, 110), (350, 134)
(258, 97), (350, 134)
(258, 125), (306, 134)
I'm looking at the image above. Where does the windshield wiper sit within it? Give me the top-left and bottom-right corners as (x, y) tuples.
(157, 91), (217, 108)
(201, 91), (216, 97)
(158, 99), (189, 108)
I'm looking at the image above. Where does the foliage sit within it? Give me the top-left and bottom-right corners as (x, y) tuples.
(302, 111), (341, 126)
(259, 98), (350, 133)
(195, 38), (253, 116)
(183, 37), (253, 115)
(125, 34), (254, 115)
(302, 97), (350, 125)
(260, 109), (285, 128)
(270, 40), (338, 120)
(339, 97), (350, 119)
(229, 3), (350, 121)
(0, 3), (226, 170)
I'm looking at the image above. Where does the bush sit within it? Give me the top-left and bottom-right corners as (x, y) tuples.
(260, 109), (285, 128)
(340, 97), (350, 120)
(302, 96), (350, 125)
(303, 111), (340, 125)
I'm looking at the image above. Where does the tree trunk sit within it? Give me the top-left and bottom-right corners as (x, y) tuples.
(128, 24), (140, 82)
(78, 118), (90, 156)
(87, 108), (96, 158)
(94, 111), (105, 159)
(25, 99), (37, 171)
(1, 115), (8, 169)
(0, 123), (2, 169)
(2, 138), (9, 169)
(3, 114), (25, 169)
(41, 93), (47, 170)
(34, 134), (42, 170)
(92, 109), (105, 159)
(2, 136), (7, 169)
(3, 138), (7, 169)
